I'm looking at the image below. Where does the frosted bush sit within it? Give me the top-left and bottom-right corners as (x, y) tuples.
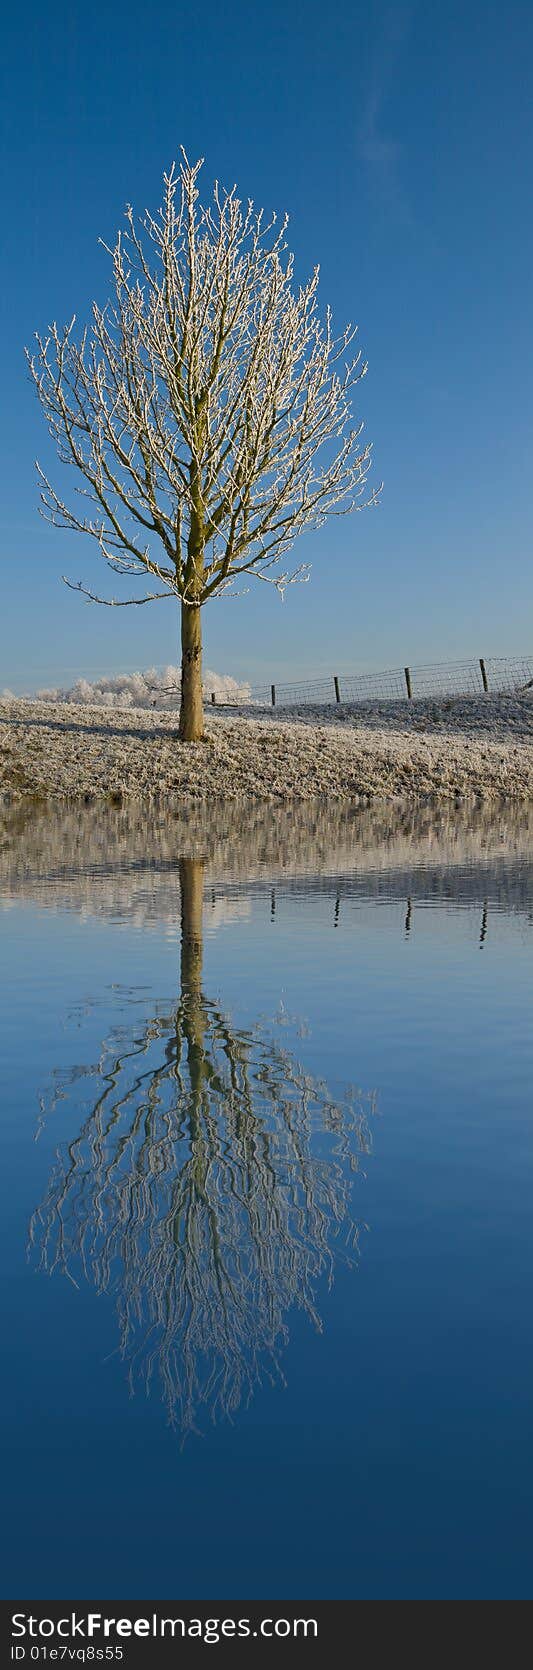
(32, 666), (251, 710)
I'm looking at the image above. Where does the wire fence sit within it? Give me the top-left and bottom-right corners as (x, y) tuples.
(208, 655), (533, 711)
(7, 652), (533, 711)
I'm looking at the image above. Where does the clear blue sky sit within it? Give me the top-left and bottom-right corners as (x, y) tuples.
(1, 0), (532, 690)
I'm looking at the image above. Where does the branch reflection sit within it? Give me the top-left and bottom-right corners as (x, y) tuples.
(30, 859), (374, 1437)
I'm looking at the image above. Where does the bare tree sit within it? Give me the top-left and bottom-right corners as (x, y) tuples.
(28, 151), (381, 741)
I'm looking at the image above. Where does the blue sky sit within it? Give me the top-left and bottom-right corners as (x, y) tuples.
(1, 0), (532, 690)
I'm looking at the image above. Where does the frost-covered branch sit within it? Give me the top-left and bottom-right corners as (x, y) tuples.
(63, 578), (170, 607)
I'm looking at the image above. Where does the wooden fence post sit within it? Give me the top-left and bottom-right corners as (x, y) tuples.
(271, 684), (276, 707)
(404, 666), (413, 700)
(479, 658), (489, 694)
(211, 691), (216, 705)
(334, 675), (340, 703)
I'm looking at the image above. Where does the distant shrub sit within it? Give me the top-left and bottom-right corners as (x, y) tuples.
(30, 666), (251, 710)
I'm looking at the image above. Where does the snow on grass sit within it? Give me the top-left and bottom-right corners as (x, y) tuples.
(2, 691), (533, 804)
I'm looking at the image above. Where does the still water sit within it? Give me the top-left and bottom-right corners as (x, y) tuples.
(1, 802), (533, 1599)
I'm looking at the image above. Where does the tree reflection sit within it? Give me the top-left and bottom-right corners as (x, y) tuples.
(30, 859), (374, 1437)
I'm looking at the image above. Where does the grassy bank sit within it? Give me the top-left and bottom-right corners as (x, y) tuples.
(1, 692), (533, 804)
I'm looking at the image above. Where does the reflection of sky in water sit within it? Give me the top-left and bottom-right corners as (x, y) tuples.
(1, 806), (533, 1600)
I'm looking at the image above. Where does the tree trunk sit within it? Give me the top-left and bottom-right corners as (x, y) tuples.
(178, 857), (207, 1142)
(178, 602), (204, 741)
(179, 857), (204, 1015)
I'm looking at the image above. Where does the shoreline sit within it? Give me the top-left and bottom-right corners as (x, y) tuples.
(2, 692), (533, 804)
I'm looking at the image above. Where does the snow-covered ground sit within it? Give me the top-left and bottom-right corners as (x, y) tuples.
(1, 690), (533, 803)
